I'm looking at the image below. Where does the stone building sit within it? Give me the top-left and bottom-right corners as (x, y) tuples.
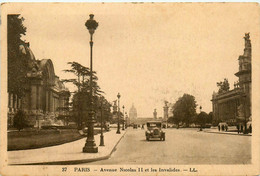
(211, 33), (251, 125)
(129, 104), (137, 119)
(8, 42), (70, 128)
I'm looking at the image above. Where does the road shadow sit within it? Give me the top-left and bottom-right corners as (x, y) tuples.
(140, 139), (165, 142)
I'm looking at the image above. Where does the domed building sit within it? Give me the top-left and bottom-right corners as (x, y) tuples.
(129, 104), (137, 120)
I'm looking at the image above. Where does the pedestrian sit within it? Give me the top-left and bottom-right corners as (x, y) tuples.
(241, 125), (244, 133)
(225, 125), (228, 132)
(237, 124), (240, 134)
(218, 125), (220, 131)
(249, 124), (252, 133)
(221, 125), (224, 131)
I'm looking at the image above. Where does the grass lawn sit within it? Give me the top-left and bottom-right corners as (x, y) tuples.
(8, 129), (85, 151)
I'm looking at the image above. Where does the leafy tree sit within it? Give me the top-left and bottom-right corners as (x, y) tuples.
(13, 110), (27, 131)
(62, 61), (105, 129)
(8, 15), (30, 99)
(217, 78), (230, 93)
(197, 111), (208, 129)
(172, 94), (197, 127)
(207, 112), (213, 124)
(95, 96), (113, 124)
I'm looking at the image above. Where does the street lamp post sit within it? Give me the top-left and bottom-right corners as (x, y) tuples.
(83, 14), (99, 153)
(100, 97), (104, 146)
(125, 112), (128, 129)
(166, 103), (168, 128)
(199, 106), (203, 131)
(122, 105), (125, 130)
(116, 93), (121, 134)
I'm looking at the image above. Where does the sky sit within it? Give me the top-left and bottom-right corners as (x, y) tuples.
(8, 3), (259, 117)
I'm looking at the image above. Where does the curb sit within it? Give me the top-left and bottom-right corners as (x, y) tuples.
(204, 131), (252, 136)
(11, 130), (127, 165)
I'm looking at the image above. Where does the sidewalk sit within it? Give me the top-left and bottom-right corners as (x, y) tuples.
(203, 127), (252, 136)
(8, 129), (126, 165)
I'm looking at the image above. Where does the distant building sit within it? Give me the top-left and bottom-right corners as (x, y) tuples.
(129, 104), (137, 119)
(211, 33), (251, 125)
(8, 42), (70, 128)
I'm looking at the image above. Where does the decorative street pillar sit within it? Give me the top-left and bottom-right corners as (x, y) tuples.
(122, 105), (125, 130)
(163, 101), (169, 128)
(116, 93), (121, 134)
(83, 14), (99, 153)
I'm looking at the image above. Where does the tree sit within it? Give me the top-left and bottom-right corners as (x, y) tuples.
(8, 15), (30, 99)
(197, 111), (208, 130)
(13, 110), (27, 131)
(95, 96), (113, 124)
(207, 112), (213, 124)
(172, 94), (197, 127)
(62, 61), (105, 129)
(217, 78), (230, 93)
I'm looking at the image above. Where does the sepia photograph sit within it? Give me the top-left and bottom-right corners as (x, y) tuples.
(0, 2), (260, 176)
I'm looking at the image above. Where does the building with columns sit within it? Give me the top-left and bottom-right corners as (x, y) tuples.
(211, 33), (251, 125)
(8, 42), (70, 128)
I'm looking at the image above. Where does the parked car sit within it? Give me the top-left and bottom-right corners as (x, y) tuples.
(145, 121), (165, 141)
(133, 124), (138, 129)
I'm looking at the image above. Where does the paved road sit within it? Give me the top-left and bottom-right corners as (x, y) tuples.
(88, 128), (251, 164)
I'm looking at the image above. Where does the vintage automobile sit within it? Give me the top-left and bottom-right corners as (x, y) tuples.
(145, 121), (165, 141)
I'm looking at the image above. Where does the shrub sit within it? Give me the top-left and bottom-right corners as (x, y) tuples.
(13, 110), (28, 131)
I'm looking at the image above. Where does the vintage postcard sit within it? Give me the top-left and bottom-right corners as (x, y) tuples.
(1, 2), (260, 176)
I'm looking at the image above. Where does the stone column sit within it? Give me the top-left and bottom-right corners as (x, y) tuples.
(50, 91), (54, 112)
(53, 97), (55, 113)
(46, 90), (49, 112)
(38, 86), (42, 111)
(36, 85), (39, 110)
(13, 94), (17, 112)
(8, 93), (11, 110)
(17, 97), (19, 110)
(31, 85), (37, 110)
(10, 94), (13, 112)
